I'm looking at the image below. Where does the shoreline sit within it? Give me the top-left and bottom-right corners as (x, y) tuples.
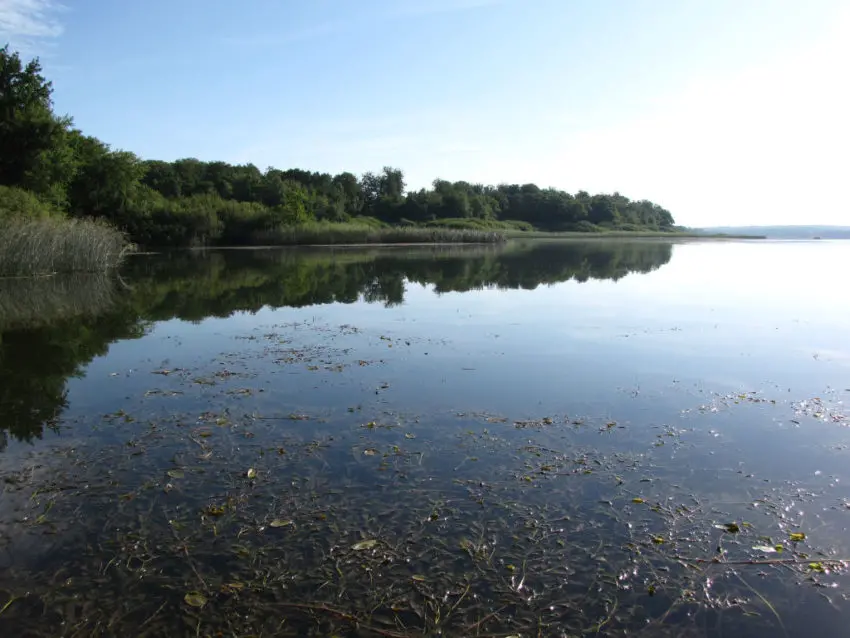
(131, 232), (766, 253)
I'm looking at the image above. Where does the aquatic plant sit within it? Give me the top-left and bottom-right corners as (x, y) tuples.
(0, 218), (130, 277)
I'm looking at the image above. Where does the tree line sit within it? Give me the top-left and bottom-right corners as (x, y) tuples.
(0, 45), (676, 247)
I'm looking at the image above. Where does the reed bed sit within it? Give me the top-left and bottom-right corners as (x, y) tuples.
(0, 218), (130, 277)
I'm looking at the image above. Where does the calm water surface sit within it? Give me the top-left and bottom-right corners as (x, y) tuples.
(1, 239), (848, 637)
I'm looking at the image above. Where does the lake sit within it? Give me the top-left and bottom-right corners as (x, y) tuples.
(1, 239), (848, 637)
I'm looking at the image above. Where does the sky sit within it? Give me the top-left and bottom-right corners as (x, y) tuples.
(1, 0), (848, 227)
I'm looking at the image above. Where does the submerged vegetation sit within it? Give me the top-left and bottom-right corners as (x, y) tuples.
(1, 45), (675, 256)
(2, 390), (847, 636)
(1, 303), (848, 635)
(1, 243), (849, 635)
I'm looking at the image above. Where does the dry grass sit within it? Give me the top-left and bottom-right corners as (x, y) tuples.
(0, 218), (130, 277)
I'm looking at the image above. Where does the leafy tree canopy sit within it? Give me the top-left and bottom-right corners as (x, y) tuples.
(0, 46), (675, 247)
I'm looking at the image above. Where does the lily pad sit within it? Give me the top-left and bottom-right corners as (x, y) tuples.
(184, 591), (207, 608)
(352, 539), (379, 551)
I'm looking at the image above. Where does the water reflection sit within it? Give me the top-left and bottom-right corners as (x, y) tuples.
(1, 240), (849, 637)
(0, 240), (672, 444)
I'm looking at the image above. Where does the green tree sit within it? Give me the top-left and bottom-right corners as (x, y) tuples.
(0, 46), (73, 198)
(66, 133), (145, 221)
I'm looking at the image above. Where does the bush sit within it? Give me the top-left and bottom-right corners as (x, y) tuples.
(611, 223), (645, 232)
(0, 218), (130, 276)
(566, 220), (604, 233)
(424, 218), (531, 232)
(0, 185), (59, 221)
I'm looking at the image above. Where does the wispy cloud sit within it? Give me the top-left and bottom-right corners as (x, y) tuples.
(0, 0), (64, 53)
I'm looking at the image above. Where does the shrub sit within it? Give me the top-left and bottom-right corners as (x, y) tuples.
(0, 185), (59, 221)
(567, 220), (604, 233)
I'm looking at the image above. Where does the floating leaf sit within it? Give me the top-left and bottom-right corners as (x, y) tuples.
(269, 519), (293, 528)
(184, 591), (207, 607)
(632, 497), (645, 504)
(411, 575), (427, 582)
(166, 469), (184, 479)
(752, 545), (777, 553)
(651, 536), (665, 545)
(221, 582), (245, 594)
(352, 539), (378, 551)
(789, 532), (806, 542)
(246, 468), (257, 479)
(715, 522), (740, 534)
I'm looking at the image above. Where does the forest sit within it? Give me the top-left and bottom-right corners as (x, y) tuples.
(0, 45), (676, 250)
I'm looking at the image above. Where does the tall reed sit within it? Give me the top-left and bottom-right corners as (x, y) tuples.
(252, 223), (506, 246)
(0, 218), (130, 277)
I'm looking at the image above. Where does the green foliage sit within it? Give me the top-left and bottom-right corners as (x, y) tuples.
(0, 45), (676, 249)
(0, 46), (70, 194)
(0, 185), (59, 220)
(424, 218), (534, 232)
(252, 222), (505, 246)
(66, 133), (146, 220)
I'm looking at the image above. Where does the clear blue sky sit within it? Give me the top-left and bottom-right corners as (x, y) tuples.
(2, 0), (848, 226)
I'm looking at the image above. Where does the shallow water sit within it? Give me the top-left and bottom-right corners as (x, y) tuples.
(1, 239), (848, 637)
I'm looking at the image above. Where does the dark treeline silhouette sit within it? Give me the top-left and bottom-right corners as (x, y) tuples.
(1, 46), (675, 247)
(0, 241), (672, 445)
